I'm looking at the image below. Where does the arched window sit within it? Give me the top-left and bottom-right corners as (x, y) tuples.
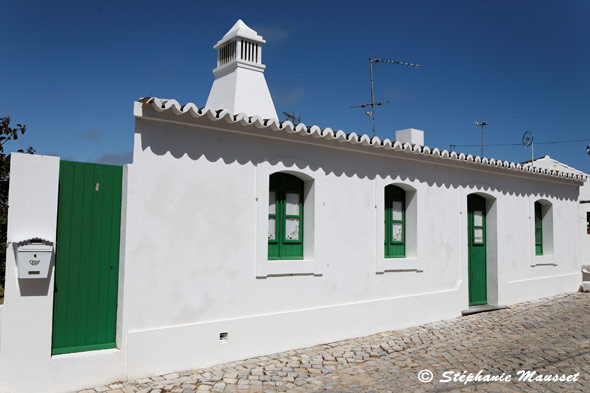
(268, 173), (303, 260)
(534, 201), (543, 255)
(534, 200), (553, 256)
(385, 185), (405, 258)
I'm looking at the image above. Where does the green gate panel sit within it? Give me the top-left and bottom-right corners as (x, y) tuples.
(467, 194), (487, 306)
(52, 161), (123, 355)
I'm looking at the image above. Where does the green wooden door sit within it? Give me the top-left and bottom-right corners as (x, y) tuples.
(52, 161), (123, 355)
(467, 194), (487, 306)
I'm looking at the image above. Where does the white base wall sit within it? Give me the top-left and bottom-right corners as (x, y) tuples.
(4, 276), (579, 393)
(0, 349), (125, 393)
(500, 272), (581, 305)
(126, 288), (462, 379)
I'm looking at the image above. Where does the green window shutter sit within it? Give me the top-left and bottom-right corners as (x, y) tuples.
(268, 173), (303, 260)
(385, 185), (405, 258)
(535, 202), (543, 255)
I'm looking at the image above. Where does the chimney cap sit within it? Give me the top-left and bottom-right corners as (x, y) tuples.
(395, 128), (424, 147)
(214, 19), (265, 49)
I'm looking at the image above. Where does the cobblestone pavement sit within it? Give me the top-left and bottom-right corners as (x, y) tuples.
(81, 292), (590, 393)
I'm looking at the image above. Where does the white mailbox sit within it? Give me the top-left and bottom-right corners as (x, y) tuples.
(16, 238), (53, 279)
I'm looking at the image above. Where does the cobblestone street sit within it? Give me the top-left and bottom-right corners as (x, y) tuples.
(82, 292), (590, 393)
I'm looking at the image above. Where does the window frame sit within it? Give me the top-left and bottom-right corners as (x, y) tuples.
(375, 179), (420, 274)
(385, 185), (406, 258)
(268, 173), (304, 260)
(534, 201), (543, 255)
(256, 165), (319, 278)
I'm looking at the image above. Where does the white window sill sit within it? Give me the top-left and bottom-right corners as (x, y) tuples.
(256, 259), (322, 278)
(531, 255), (556, 267)
(376, 257), (423, 274)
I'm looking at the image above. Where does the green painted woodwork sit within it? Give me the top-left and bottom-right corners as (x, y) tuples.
(52, 160), (123, 355)
(268, 173), (303, 260)
(385, 185), (405, 258)
(535, 202), (543, 255)
(467, 194), (487, 306)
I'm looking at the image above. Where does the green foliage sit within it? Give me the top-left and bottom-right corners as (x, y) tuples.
(0, 117), (35, 294)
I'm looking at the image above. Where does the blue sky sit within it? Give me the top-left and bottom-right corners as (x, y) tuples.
(2, 0), (589, 171)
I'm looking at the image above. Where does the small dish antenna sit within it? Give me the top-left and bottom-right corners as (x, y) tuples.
(522, 130), (534, 146)
(522, 130), (534, 165)
(586, 145), (590, 155)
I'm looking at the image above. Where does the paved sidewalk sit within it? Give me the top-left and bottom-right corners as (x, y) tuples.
(81, 292), (589, 393)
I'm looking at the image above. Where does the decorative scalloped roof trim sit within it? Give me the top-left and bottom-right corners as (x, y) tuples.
(521, 156), (587, 178)
(137, 98), (586, 182)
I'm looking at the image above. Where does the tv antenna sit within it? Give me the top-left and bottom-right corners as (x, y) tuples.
(351, 57), (421, 137)
(282, 111), (301, 124)
(474, 121), (488, 157)
(522, 130), (534, 166)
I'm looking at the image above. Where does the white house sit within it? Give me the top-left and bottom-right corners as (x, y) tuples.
(521, 156), (590, 270)
(0, 20), (588, 393)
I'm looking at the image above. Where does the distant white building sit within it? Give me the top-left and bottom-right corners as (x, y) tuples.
(521, 155), (590, 269)
(1, 20), (588, 393)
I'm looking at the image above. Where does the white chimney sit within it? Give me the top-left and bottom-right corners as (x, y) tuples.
(395, 128), (424, 146)
(205, 20), (278, 120)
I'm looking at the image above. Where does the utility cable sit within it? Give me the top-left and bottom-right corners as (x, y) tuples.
(453, 138), (590, 148)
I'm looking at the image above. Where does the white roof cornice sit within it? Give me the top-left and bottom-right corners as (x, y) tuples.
(134, 98), (586, 185)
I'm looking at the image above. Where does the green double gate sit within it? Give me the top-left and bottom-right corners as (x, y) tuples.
(52, 160), (123, 355)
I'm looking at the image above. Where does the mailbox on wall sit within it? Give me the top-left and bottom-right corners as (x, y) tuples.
(16, 238), (53, 279)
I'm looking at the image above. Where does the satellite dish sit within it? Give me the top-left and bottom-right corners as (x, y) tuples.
(522, 131), (534, 147)
(586, 145), (590, 155)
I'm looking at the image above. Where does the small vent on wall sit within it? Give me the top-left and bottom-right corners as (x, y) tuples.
(219, 332), (229, 343)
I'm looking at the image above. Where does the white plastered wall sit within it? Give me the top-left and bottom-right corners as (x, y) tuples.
(579, 180), (590, 267)
(121, 115), (582, 380)
(0, 121), (584, 392)
(523, 157), (590, 275)
(0, 154), (127, 393)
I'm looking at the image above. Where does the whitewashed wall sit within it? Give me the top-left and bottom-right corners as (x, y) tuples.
(0, 154), (126, 393)
(524, 157), (590, 269)
(0, 119), (584, 392)
(122, 113), (582, 379)
(581, 181), (590, 266)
